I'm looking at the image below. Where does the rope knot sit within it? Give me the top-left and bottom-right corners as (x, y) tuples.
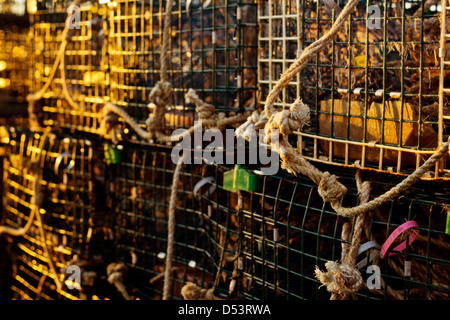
(107, 263), (131, 300)
(149, 81), (173, 107)
(315, 261), (363, 298)
(186, 88), (217, 119)
(185, 88), (221, 128)
(317, 172), (348, 204)
(181, 282), (222, 300)
(265, 98), (310, 136)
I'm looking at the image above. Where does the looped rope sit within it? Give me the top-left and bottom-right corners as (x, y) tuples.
(185, 88), (248, 131)
(317, 172), (348, 204)
(265, 98), (310, 136)
(181, 282), (223, 300)
(316, 170), (372, 300)
(107, 263), (131, 300)
(149, 81), (173, 107)
(315, 261), (364, 299)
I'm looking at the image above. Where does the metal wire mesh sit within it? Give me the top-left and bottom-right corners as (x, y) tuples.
(108, 0), (258, 130)
(29, 0), (258, 136)
(104, 142), (450, 300)
(105, 143), (219, 300)
(0, 10), (29, 127)
(258, 0), (450, 178)
(29, 0), (107, 133)
(0, 128), (96, 300)
(2, 0), (450, 302)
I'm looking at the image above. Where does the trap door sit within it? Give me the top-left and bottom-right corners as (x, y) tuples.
(439, 0), (450, 177)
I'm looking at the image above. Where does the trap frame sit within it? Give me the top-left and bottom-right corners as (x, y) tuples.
(0, 128), (96, 300)
(29, 0), (107, 133)
(104, 142), (450, 300)
(1, 131), (449, 300)
(28, 0), (258, 137)
(258, 0), (450, 178)
(0, 7), (30, 127)
(1, 0), (450, 302)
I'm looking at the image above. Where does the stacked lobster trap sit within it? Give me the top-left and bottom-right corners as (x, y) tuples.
(259, 0), (450, 177)
(28, 0), (258, 136)
(0, 1), (30, 128)
(1, 0), (450, 301)
(0, 128), (98, 300)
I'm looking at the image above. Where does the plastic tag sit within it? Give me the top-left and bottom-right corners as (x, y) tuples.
(104, 145), (121, 165)
(347, 55), (369, 67)
(446, 211), (450, 235)
(223, 165), (260, 193)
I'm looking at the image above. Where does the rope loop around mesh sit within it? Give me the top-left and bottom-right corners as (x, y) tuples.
(315, 261), (364, 299)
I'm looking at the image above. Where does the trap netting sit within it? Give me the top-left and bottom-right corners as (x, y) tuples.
(105, 143), (219, 300)
(1, 130), (449, 300)
(258, 0), (450, 178)
(28, 0), (258, 138)
(0, 8), (30, 128)
(103, 140), (450, 300)
(0, 128), (99, 300)
(28, 0), (107, 133)
(225, 168), (450, 300)
(108, 0), (258, 129)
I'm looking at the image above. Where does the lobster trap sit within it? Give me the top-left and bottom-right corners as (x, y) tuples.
(0, 5), (29, 128)
(28, 0), (258, 137)
(259, 0), (450, 178)
(0, 127), (100, 300)
(108, 0), (258, 130)
(1, 0), (450, 303)
(105, 143), (218, 300)
(28, 0), (107, 133)
(103, 146), (450, 300)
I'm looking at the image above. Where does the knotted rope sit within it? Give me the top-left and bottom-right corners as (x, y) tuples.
(315, 170), (371, 300)
(181, 282), (224, 300)
(145, 0), (174, 140)
(185, 89), (248, 130)
(250, 0), (450, 219)
(107, 262), (131, 300)
(315, 261), (364, 299)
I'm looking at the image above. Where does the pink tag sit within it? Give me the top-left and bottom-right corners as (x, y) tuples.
(380, 221), (419, 259)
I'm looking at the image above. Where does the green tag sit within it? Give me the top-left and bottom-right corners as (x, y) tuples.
(446, 211), (450, 235)
(223, 165), (259, 193)
(104, 145), (121, 165)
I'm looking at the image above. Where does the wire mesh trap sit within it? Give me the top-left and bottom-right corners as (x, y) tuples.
(1, 0), (450, 302)
(28, 0), (258, 137)
(259, 0), (450, 178)
(108, 0), (258, 128)
(99, 138), (450, 300)
(0, 6), (30, 128)
(28, 0), (107, 133)
(1, 129), (449, 300)
(0, 128), (99, 300)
